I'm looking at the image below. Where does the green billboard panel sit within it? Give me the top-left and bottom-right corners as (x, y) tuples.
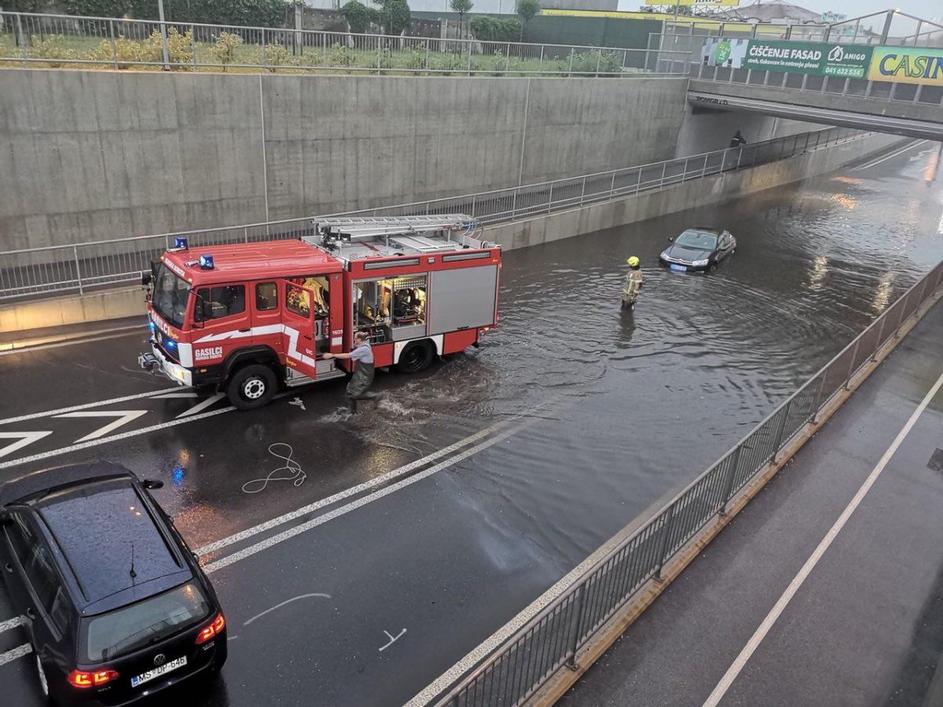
(740, 40), (873, 78)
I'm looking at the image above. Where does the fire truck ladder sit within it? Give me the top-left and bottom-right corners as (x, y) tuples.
(316, 215), (479, 249)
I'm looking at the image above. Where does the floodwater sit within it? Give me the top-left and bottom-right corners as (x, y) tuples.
(380, 140), (943, 565)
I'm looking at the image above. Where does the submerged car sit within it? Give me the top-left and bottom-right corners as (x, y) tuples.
(0, 462), (226, 706)
(659, 228), (736, 272)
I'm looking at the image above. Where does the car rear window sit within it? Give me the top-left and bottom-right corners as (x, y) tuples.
(84, 582), (210, 662)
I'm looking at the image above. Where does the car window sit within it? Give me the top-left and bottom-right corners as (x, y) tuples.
(677, 231), (718, 250)
(84, 582), (211, 662)
(256, 282), (278, 311)
(49, 586), (72, 634)
(4, 512), (34, 567)
(194, 285), (246, 322)
(26, 544), (60, 613)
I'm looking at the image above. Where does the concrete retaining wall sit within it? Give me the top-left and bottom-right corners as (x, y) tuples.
(0, 70), (687, 251)
(485, 132), (903, 250)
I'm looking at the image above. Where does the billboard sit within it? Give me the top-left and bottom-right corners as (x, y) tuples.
(701, 38), (873, 78)
(868, 46), (943, 87)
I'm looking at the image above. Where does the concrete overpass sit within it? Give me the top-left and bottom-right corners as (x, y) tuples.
(687, 79), (943, 141)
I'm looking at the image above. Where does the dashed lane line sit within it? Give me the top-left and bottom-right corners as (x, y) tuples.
(0, 643), (32, 667)
(0, 616), (25, 634)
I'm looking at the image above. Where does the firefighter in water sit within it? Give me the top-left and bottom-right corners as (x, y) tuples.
(323, 331), (375, 413)
(621, 256), (643, 311)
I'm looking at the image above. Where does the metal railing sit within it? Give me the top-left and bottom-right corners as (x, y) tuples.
(0, 11), (689, 77)
(0, 126), (864, 301)
(432, 259), (943, 707)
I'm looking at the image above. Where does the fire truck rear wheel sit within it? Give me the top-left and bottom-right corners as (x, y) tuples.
(227, 364), (277, 410)
(396, 341), (435, 374)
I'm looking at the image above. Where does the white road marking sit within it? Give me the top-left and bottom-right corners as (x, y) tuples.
(54, 410), (150, 443)
(0, 616), (25, 634)
(379, 629), (407, 653)
(0, 405), (235, 470)
(701, 368), (943, 707)
(203, 408), (555, 575)
(0, 328), (141, 357)
(175, 393), (226, 418)
(151, 392), (199, 399)
(0, 387), (181, 426)
(854, 140), (927, 171)
(0, 431), (54, 459)
(243, 593), (332, 626)
(0, 643), (32, 667)
(194, 404), (557, 557)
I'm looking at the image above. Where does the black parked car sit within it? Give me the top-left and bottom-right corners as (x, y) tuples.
(659, 228), (737, 272)
(0, 462), (226, 705)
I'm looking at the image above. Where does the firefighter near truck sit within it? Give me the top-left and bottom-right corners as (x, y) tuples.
(139, 215), (501, 410)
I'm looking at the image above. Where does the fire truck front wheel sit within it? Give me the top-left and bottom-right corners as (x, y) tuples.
(227, 364), (277, 410)
(396, 340), (435, 374)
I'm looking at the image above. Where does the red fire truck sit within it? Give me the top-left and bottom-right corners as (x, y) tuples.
(139, 215), (501, 409)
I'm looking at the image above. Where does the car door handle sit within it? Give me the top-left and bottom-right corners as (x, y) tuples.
(3, 563), (12, 573)
(238, 328), (251, 333)
(25, 607), (36, 620)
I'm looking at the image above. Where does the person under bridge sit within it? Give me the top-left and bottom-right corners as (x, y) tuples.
(323, 330), (376, 413)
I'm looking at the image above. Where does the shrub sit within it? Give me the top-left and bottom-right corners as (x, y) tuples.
(470, 16), (520, 43)
(328, 42), (353, 67)
(571, 49), (621, 76)
(29, 35), (77, 67)
(86, 28), (192, 69)
(341, 0), (378, 34)
(212, 31), (243, 70)
(262, 42), (294, 71)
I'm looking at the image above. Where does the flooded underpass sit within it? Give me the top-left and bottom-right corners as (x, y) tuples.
(1, 139), (941, 706)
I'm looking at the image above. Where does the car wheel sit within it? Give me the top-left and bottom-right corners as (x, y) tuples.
(226, 364), (277, 410)
(396, 341), (435, 374)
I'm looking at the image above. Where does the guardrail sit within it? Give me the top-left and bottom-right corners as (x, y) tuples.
(0, 11), (688, 77)
(0, 126), (864, 301)
(431, 258), (943, 706)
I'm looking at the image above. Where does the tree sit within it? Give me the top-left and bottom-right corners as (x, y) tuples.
(449, 0), (472, 39)
(341, 0), (378, 33)
(378, 0), (410, 36)
(515, 0), (539, 41)
(62, 0), (134, 16)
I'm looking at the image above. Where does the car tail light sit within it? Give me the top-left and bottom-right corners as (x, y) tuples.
(68, 669), (119, 689)
(195, 612), (226, 645)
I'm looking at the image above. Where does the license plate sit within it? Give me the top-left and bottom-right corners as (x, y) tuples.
(131, 656), (187, 688)
(670, 263), (687, 272)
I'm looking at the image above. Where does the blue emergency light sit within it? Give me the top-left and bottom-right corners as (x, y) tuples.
(174, 236), (189, 249)
(199, 254), (215, 270)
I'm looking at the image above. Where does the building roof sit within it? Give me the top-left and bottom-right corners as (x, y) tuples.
(718, 1), (822, 24)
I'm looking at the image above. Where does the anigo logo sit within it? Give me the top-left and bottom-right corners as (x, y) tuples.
(195, 347), (224, 361)
(828, 46), (844, 62)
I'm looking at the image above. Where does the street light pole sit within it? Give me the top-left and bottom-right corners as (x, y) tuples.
(157, 0), (171, 70)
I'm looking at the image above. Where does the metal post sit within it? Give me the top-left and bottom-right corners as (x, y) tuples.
(471, 194), (477, 217)
(843, 339), (862, 391)
(73, 246), (84, 295)
(539, 44), (544, 73)
(879, 10), (894, 45)
(505, 42), (511, 73)
(547, 183), (553, 213)
(424, 41), (429, 74)
(771, 399), (792, 463)
(660, 162), (667, 188)
(565, 585), (586, 670)
(157, 0), (171, 70)
(719, 149), (727, 173)
(914, 85), (923, 104)
(810, 371), (827, 424)
(871, 316), (887, 362)
(15, 13), (27, 65)
(261, 27), (268, 71)
(595, 51), (601, 75)
(109, 19), (118, 69)
(295, 3), (303, 57)
(376, 34), (381, 75)
(736, 145), (743, 169)
(718, 445), (742, 516)
(635, 168), (641, 195)
(567, 48), (574, 77)
(653, 504), (676, 581)
(244, 227), (249, 243)
(579, 176), (586, 206)
(913, 21), (923, 47)
(191, 24), (197, 69)
(609, 172), (616, 199)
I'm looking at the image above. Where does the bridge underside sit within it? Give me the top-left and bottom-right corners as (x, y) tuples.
(688, 80), (943, 142)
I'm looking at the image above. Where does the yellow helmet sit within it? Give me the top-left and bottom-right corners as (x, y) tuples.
(627, 256), (640, 268)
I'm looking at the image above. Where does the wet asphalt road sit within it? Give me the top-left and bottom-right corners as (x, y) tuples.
(0, 139), (942, 706)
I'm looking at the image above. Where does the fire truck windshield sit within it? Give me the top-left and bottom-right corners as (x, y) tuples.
(152, 263), (191, 329)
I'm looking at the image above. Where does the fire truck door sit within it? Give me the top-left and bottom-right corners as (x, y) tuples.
(280, 280), (320, 379)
